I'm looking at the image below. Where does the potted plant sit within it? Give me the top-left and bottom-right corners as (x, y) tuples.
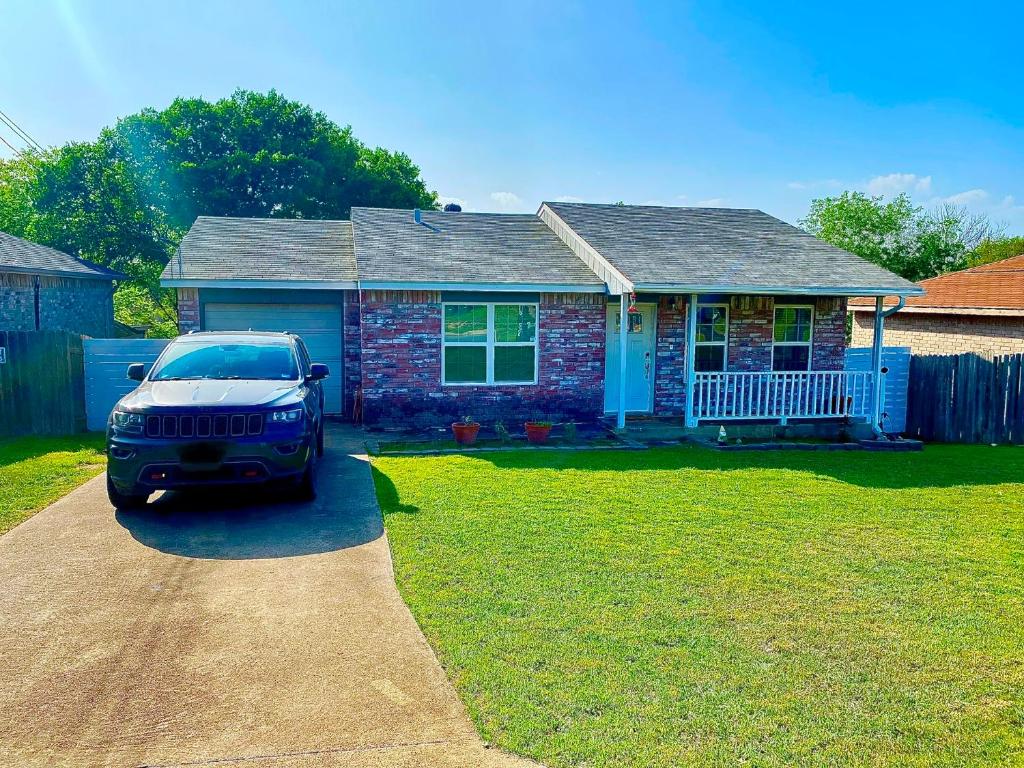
(524, 418), (553, 444)
(451, 415), (481, 446)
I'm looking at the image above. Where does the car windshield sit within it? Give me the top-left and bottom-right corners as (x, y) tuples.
(149, 342), (299, 381)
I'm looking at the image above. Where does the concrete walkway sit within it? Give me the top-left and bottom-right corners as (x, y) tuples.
(0, 425), (536, 768)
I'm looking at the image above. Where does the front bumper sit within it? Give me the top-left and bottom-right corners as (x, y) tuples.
(106, 431), (313, 493)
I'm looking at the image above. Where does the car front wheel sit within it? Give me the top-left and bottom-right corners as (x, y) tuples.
(106, 475), (149, 510)
(294, 449), (317, 502)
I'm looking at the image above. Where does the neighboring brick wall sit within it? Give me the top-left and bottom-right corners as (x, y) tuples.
(1, 271), (114, 336)
(177, 288), (200, 333)
(654, 296), (689, 415)
(852, 310), (1024, 356)
(343, 289), (361, 418)
(359, 290), (606, 428)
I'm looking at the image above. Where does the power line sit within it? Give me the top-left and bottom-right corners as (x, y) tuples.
(0, 108), (43, 151)
(0, 131), (24, 159)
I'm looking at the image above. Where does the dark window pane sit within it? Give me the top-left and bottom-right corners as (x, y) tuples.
(494, 346), (535, 383)
(495, 305), (537, 342)
(444, 305), (487, 342)
(696, 306), (727, 343)
(694, 345), (726, 372)
(628, 313), (643, 333)
(772, 345), (810, 371)
(444, 345), (486, 383)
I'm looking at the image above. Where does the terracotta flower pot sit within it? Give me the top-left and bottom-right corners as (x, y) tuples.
(524, 422), (552, 444)
(451, 422), (481, 446)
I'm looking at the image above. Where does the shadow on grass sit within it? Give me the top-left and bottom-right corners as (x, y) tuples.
(420, 443), (1024, 490)
(371, 465), (420, 515)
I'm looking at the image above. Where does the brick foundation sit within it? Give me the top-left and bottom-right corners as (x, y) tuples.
(359, 290), (606, 429)
(852, 310), (1024, 356)
(343, 289), (361, 418)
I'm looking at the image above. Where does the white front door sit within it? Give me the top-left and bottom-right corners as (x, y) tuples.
(604, 303), (656, 413)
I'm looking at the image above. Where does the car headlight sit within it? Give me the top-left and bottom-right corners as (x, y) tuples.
(270, 408), (303, 423)
(112, 409), (145, 434)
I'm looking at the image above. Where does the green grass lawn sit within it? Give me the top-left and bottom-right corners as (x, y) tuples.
(372, 445), (1024, 768)
(0, 433), (106, 534)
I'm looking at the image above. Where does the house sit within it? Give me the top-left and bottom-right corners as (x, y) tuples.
(161, 203), (922, 431)
(1, 231), (123, 337)
(850, 255), (1024, 357)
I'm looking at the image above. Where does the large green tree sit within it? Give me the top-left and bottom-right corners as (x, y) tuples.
(800, 191), (1000, 281)
(0, 89), (437, 336)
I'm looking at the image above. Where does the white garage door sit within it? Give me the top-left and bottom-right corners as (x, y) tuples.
(204, 302), (344, 414)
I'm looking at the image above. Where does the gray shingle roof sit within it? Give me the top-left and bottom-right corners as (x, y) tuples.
(544, 202), (923, 295)
(0, 231), (122, 280)
(351, 207), (604, 287)
(162, 216), (357, 282)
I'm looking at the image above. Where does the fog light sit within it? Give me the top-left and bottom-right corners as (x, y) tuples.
(110, 446), (135, 460)
(243, 469), (259, 478)
(274, 442), (301, 456)
(149, 471), (167, 481)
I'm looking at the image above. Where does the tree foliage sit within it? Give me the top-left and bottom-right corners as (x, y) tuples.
(800, 191), (1002, 282)
(0, 89), (437, 336)
(968, 235), (1024, 267)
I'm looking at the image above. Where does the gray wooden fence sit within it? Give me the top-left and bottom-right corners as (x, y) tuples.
(84, 338), (170, 430)
(906, 353), (1024, 444)
(0, 330), (86, 436)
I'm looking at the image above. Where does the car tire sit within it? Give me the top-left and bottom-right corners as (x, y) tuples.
(106, 475), (148, 510)
(295, 451), (317, 502)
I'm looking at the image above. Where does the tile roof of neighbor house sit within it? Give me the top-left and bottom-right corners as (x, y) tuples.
(350, 207), (604, 287)
(0, 230), (123, 280)
(849, 254), (1024, 312)
(543, 202), (923, 295)
(161, 216), (357, 283)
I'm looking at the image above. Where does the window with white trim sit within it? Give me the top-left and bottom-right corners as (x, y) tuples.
(772, 305), (813, 371)
(694, 304), (728, 372)
(442, 303), (538, 385)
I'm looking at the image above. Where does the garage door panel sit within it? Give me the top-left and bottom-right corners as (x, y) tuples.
(204, 303), (343, 414)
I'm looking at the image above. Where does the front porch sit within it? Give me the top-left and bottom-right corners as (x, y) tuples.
(604, 293), (896, 433)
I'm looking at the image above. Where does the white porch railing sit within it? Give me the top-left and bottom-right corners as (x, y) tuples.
(691, 371), (874, 422)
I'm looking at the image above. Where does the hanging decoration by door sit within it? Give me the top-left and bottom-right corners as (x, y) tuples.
(627, 292), (640, 314)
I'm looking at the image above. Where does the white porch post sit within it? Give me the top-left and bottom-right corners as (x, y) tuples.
(870, 296), (885, 432)
(684, 293), (699, 428)
(616, 294), (629, 429)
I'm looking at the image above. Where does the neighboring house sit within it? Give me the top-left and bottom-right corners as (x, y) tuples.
(161, 203), (921, 429)
(850, 255), (1024, 356)
(0, 231), (122, 337)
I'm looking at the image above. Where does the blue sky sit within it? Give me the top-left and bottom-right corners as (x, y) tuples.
(2, 0), (1022, 232)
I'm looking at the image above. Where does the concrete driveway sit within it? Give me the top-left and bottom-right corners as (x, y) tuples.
(0, 425), (535, 768)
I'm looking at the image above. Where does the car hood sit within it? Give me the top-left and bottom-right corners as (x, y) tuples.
(122, 379), (302, 409)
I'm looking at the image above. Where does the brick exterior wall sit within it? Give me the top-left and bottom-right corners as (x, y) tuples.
(1, 271), (114, 336)
(359, 290), (606, 428)
(727, 296), (774, 371)
(852, 310), (1024, 356)
(654, 296), (689, 415)
(177, 288), (200, 333)
(811, 296), (847, 370)
(343, 289), (361, 418)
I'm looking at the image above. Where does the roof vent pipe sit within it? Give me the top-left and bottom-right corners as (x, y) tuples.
(413, 208), (441, 233)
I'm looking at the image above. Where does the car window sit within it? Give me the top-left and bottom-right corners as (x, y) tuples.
(150, 342), (300, 381)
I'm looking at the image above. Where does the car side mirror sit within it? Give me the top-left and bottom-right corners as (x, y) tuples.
(307, 363), (329, 381)
(127, 363), (146, 382)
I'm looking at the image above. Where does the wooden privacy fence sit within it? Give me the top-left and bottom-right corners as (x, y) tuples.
(906, 353), (1024, 444)
(0, 330), (86, 436)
